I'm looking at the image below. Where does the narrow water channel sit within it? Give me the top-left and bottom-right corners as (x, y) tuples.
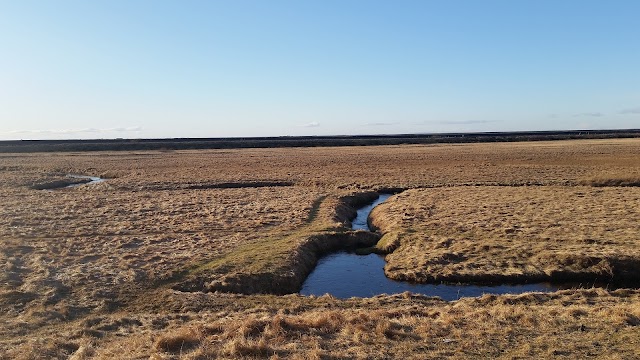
(300, 193), (566, 301)
(351, 193), (392, 231)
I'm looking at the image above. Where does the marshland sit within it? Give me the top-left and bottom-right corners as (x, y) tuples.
(1, 138), (640, 359)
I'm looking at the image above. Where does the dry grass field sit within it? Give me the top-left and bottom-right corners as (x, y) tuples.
(371, 186), (640, 284)
(1, 138), (640, 359)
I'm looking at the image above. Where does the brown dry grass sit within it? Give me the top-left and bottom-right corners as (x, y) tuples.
(6, 290), (639, 359)
(1, 138), (640, 358)
(370, 186), (640, 284)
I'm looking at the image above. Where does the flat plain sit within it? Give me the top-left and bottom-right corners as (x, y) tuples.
(1, 139), (639, 359)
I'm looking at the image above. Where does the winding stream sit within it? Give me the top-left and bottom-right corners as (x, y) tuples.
(350, 193), (392, 231)
(300, 193), (568, 300)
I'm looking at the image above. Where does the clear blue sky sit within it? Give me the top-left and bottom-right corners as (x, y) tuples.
(1, 1), (639, 139)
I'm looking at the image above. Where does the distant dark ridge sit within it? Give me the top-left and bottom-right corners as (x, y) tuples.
(1, 129), (639, 153)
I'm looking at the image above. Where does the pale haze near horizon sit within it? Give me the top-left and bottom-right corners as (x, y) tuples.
(0, 1), (638, 140)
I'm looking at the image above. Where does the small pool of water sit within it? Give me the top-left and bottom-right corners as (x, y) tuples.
(65, 174), (105, 188)
(300, 252), (562, 300)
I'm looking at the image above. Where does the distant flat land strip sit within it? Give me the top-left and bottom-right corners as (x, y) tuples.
(2, 129), (640, 152)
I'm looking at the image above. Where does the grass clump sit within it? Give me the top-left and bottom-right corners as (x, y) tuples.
(374, 231), (403, 254)
(154, 328), (202, 353)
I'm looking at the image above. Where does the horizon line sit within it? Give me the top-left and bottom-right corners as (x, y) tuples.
(2, 128), (639, 142)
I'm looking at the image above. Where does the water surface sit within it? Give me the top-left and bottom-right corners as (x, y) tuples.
(300, 252), (561, 300)
(351, 193), (392, 231)
(65, 174), (105, 188)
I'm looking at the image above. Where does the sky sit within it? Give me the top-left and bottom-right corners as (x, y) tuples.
(1, 1), (639, 140)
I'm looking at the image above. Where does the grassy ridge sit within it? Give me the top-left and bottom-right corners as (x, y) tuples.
(173, 193), (382, 295)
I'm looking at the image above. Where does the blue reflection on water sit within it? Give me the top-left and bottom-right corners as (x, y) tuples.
(300, 252), (560, 300)
(351, 193), (392, 231)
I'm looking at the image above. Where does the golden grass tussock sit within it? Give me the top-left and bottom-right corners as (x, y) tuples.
(127, 291), (640, 359)
(154, 327), (203, 353)
(148, 309), (413, 358)
(2, 139), (640, 358)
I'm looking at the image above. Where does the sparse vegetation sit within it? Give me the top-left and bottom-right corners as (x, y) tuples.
(1, 139), (640, 358)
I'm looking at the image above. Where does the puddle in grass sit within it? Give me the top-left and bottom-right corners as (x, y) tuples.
(36, 174), (106, 190)
(65, 174), (105, 188)
(301, 193), (581, 300)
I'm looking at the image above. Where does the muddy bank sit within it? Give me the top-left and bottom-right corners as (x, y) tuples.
(31, 179), (91, 190)
(332, 191), (380, 226)
(185, 181), (294, 189)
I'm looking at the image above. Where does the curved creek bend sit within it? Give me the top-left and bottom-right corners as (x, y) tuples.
(301, 194), (572, 301)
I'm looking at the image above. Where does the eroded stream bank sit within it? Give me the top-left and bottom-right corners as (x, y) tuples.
(300, 193), (627, 300)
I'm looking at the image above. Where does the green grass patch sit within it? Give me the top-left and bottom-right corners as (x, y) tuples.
(186, 195), (341, 278)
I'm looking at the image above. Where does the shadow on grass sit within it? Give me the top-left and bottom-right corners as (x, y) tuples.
(306, 195), (328, 224)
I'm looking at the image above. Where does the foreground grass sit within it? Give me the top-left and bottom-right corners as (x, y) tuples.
(4, 289), (639, 359)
